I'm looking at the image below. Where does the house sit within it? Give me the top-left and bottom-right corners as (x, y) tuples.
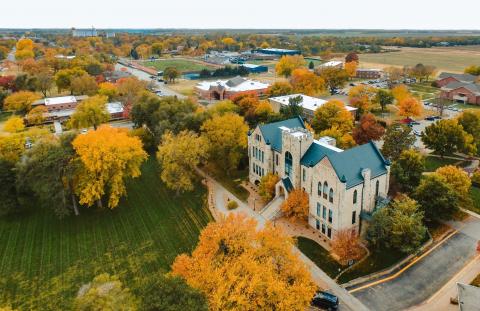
(254, 48), (301, 56)
(436, 72), (477, 87)
(269, 94), (357, 121)
(320, 61), (343, 69)
(240, 64), (269, 74)
(356, 69), (383, 79)
(195, 76), (270, 100)
(440, 81), (480, 105)
(72, 27), (98, 37)
(248, 117), (390, 239)
(32, 95), (88, 112)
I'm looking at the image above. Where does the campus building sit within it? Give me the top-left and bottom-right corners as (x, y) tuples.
(436, 72), (477, 87)
(355, 69), (383, 79)
(437, 72), (480, 105)
(253, 48), (301, 56)
(195, 76), (270, 100)
(269, 94), (357, 121)
(248, 117), (390, 240)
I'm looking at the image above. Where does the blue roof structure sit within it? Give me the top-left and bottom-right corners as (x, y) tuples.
(282, 177), (294, 193)
(258, 117), (305, 152)
(301, 141), (389, 189)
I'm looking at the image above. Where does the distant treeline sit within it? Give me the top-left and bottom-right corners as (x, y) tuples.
(199, 65), (249, 78)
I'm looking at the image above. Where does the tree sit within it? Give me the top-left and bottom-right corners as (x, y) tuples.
(319, 126), (356, 149)
(15, 39), (35, 60)
(344, 61), (358, 79)
(397, 96), (423, 118)
(422, 119), (476, 158)
(69, 95), (110, 130)
(254, 100), (274, 123)
(279, 95), (304, 119)
(0, 135), (25, 163)
(375, 89), (394, 111)
(457, 110), (480, 155)
(311, 100), (353, 134)
(3, 116), (25, 133)
(3, 91), (40, 113)
(275, 55), (306, 77)
(391, 149), (425, 193)
(317, 67), (348, 93)
(267, 81), (293, 97)
(98, 82), (118, 100)
(137, 273), (208, 311)
(464, 65), (480, 76)
(436, 165), (472, 207)
(345, 52), (359, 64)
(70, 74), (98, 96)
(25, 105), (47, 125)
(352, 113), (385, 144)
(391, 84), (410, 103)
(16, 135), (81, 217)
(331, 229), (364, 264)
(367, 195), (426, 254)
(348, 85), (376, 114)
(35, 71), (53, 97)
(151, 42), (164, 56)
(171, 214), (316, 311)
(414, 174), (460, 221)
(308, 61), (315, 70)
(201, 113), (248, 174)
(0, 159), (19, 216)
(55, 68), (88, 93)
(157, 131), (208, 195)
(73, 125), (148, 209)
(384, 66), (403, 84)
(74, 273), (138, 311)
(280, 188), (309, 221)
(258, 173), (280, 202)
(290, 68), (326, 96)
(117, 77), (147, 110)
(163, 67), (180, 83)
(381, 123), (416, 161)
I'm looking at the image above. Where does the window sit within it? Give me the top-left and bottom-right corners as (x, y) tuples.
(262, 168), (264, 176)
(316, 219), (320, 230)
(302, 168), (306, 182)
(353, 190), (358, 204)
(285, 152), (293, 177)
(323, 182), (328, 199)
(317, 182), (322, 196)
(275, 154), (279, 166)
(375, 180), (380, 198)
(321, 223), (326, 234)
(252, 165), (255, 173)
(327, 227), (332, 239)
(328, 209), (333, 223)
(329, 188), (334, 203)
(352, 211), (357, 224)
(316, 203), (321, 217)
(261, 151), (264, 163)
(322, 206), (326, 219)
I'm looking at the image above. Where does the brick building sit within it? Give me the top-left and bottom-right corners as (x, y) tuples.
(195, 76), (270, 100)
(355, 69), (383, 79)
(440, 82), (480, 105)
(436, 72), (477, 87)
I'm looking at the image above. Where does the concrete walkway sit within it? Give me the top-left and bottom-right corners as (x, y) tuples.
(199, 170), (368, 311)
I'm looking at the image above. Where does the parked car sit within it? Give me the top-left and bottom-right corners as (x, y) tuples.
(311, 291), (339, 310)
(413, 129), (423, 136)
(425, 116), (436, 121)
(433, 115), (442, 120)
(349, 83), (355, 87)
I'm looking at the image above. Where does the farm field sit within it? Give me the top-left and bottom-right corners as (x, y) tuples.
(143, 58), (217, 72)
(359, 46), (480, 73)
(0, 157), (213, 281)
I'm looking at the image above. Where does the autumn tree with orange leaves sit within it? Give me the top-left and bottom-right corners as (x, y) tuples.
(275, 55), (306, 77)
(281, 188), (309, 221)
(172, 214), (316, 311)
(348, 84), (377, 115)
(290, 68), (326, 96)
(331, 229), (364, 265)
(398, 97), (423, 118)
(353, 113), (385, 144)
(73, 126), (148, 209)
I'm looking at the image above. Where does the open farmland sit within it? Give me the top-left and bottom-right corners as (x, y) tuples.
(359, 46), (480, 73)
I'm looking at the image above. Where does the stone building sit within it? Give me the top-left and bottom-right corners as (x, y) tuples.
(195, 76), (270, 100)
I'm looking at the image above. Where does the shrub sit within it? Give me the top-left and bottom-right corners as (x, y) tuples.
(227, 200), (238, 210)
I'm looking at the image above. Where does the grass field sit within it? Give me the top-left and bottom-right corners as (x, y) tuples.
(143, 59), (217, 73)
(0, 157), (213, 281)
(359, 46), (480, 73)
(469, 187), (480, 214)
(296, 237), (344, 278)
(424, 156), (463, 172)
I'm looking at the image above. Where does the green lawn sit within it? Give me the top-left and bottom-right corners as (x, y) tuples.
(0, 157), (213, 281)
(204, 164), (250, 202)
(424, 156), (462, 172)
(296, 237), (344, 278)
(143, 59), (216, 73)
(469, 187), (480, 214)
(338, 247), (406, 284)
(0, 111), (13, 122)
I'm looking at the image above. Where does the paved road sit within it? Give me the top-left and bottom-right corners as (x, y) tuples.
(114, 63), (186, 98)
(353, 216), (480, 311)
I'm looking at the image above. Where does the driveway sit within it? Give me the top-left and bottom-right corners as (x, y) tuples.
(352, 216), (480, 311)
(114, 63), (186, 98)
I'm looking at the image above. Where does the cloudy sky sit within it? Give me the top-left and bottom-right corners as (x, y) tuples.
(2, 0), (479, 29)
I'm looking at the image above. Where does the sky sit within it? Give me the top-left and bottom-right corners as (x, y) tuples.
(2, 0), (480, 29)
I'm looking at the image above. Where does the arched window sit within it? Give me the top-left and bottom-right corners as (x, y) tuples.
(329, 188), (334, 203)
(285, 152), (293, 177)
(375, 180), (380, 198)
(317, 182), (322, 196)
(353, 190), (358, 204)
(323, 182), (328, 199)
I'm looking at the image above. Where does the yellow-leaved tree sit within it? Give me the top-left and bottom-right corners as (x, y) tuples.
(280, 188), (310, 221)
(344, 61), (358, 79)
(348, 84), (377, 114)
(3, 91), (41, 113)
(157, 130), (208, 195)
(398, 96), (423, 118)
(258, 173), (280, 202)
(69, 95), (110, 130)
(290, 68), (326, 96)
(3, 116), (25, 133)
(73, 125), (147, 209)
(275, 55), (306, 77)
(171, 213), (316, 311)
(311, 99), (354, 134)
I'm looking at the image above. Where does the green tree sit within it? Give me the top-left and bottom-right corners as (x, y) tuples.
(308, 61), (315, 70)
(258, 173), (280, 202)
(70, 74), (98, 96)
(375, 89), (394, 111)
(422, 119), (476, 158)
(279, 95), (304, 119)
(163, 67), (180, 83)
(267, 81), (293, 97)
(457, 110), (480, 155)
(391, 149), (425, 193)
(317, 67), (349, 93)
(381, 124), (416, 161)
(414, 174), (460, 221)
(69, 95), (110, 130)
(0, 159), (19, 216)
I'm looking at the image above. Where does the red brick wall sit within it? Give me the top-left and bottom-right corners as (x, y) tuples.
(441, 87), (479, 104)
(45, 102), (77, 112)
(436, 76), (459, 87)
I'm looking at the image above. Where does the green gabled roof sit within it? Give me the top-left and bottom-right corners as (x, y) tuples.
(301, 141), (389, 189)
(258, 116), (305, 152)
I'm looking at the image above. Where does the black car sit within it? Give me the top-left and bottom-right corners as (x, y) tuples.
(425, 116), (436, 121)
(311, 291), (339, 310)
